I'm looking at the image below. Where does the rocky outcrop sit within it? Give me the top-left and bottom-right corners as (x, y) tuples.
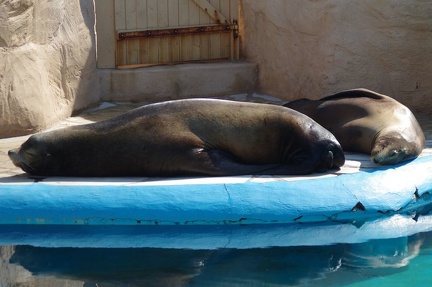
(240, 0), (432, 113)
(0, 0), (98, 138)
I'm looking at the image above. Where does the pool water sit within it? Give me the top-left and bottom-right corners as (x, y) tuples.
(1, 221), (432, 287)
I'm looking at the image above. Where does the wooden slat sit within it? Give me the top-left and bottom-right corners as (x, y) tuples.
(168, 0), (179, 27)
(199, 34), (210, 59)
(156, 0), (170, 62)
(147, 38), (160, 63)
(136, 0), (148, 29)
(192, 0), (228, 24)
(230, 0), (238, 22)
(137, 0), (148, 63)
(114, 0), (126, 66)
(95, 0), (116, 68)
(198, 0), (210, 58)
(159, 38), (170, 62)
(114, 0), (126, 30)
(125, 0), (139, 64)
(219, 0), (230, 20)
(125, 0), (137, 29)
(139, 38), (150, 64)
(170, 36), (181, 62)
(220, 32), (230, 59)
(168, 0), (180, 61)
(219, 0), (231, 59)
(189, 0), (200, 59)
(209, 33), (221, 59)
(147, 0), (158, 28)
(178, 0), (189, 26)
(116, 41), (127, 66)
(157, 0), (169, 27)
(190, 0), (200, 25)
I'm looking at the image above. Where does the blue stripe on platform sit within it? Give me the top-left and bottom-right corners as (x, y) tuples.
(0, 155), (431, 226)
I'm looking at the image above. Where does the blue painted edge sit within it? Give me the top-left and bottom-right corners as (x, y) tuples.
(0, 155), (431, 226)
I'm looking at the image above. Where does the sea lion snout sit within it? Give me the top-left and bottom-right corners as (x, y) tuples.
(326, 141), (345, 168)
(315, 142), (345, 173)
(8, 148), (21, 167)
(315, 150), (334, 173)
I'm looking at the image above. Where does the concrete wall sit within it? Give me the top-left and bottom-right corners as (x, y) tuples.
(0, 0), (98, 138)
(239, 0), (432, 113)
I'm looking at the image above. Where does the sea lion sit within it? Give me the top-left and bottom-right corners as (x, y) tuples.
(284, 88), (425, 165)
(8, 99), (345, 177)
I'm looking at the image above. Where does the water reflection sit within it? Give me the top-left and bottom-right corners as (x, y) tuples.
(3, 231), (432, 287)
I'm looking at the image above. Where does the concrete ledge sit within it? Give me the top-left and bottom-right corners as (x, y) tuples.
(0, 155), (431, 226)
(98, 62), (258, 102)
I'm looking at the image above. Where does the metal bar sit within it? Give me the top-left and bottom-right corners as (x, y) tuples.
(118, 24), (231, 40)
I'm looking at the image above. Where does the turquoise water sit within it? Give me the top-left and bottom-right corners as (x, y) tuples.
(1, 222), (432, 286)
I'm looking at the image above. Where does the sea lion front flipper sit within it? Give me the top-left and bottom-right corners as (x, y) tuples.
(204, 149), (281, 176)
(204, 149), (323, 176)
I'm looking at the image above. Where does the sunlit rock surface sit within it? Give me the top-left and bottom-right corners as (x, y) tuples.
(0, 0), (98, 137)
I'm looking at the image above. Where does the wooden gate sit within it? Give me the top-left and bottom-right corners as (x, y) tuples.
(96, 0), (239, 68)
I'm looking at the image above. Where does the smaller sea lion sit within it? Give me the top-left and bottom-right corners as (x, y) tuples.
(284, 88), (425, 165)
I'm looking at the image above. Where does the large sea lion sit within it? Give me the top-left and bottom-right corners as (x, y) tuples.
(284, 88), (425, 165)
(8, 99), (345, 177)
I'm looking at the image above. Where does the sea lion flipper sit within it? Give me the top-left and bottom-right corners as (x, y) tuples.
(204, 149), (281, 176)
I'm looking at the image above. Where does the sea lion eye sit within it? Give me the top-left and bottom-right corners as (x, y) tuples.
(25, 150), (36, 157)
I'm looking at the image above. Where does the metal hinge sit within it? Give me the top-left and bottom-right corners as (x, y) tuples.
(231, 20), (239, 39)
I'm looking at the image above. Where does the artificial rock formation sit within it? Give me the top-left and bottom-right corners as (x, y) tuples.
(0, 0), (98, 138)
(240, 0), (432, 113)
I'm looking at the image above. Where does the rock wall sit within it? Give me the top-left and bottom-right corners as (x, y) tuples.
(0, 0), (98, 138)
(239, 0), (432, 113)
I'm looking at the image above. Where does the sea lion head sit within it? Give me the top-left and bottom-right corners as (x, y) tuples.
(8, 134), (57, 176)
(371, 131), (412, 165)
